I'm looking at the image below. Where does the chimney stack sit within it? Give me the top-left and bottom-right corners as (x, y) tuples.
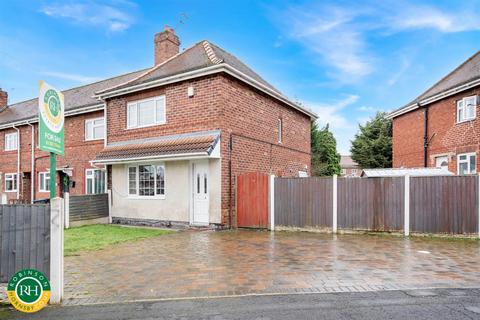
(0, 89), (7, 112)
(154, 26), (180, 66)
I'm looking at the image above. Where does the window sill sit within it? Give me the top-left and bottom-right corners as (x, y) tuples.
(456, 118), (476, 124)
(126, 122), (167, 130)
(38, 190), (50, 193)
(127, 195), (166, 200)
(4, 149), (18, 152)
(5, 190), (17, 193)
(85, 138), (105, 142)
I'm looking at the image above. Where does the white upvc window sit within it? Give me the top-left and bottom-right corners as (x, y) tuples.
(38, 172), (50, 192)
(127, 164), (165, 198)
(457, 96), (477, 123)
(5, 132), (18, 151)
(5, 173), (17, 192)
(352, 169), (357, 175)
(457, 152), (476, 175)
(278, 118), (283, 143)
(86, 169), (106, 194)
(127, 95), (166, 129)
(85, 117), (105, 141)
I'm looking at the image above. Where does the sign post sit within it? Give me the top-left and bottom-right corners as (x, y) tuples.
(38, 81), (65, 198)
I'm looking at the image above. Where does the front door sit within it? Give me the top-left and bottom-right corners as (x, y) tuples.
(192, 160), (209, 225)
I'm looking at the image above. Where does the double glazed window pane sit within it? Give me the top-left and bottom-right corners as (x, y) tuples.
(139, 165), (155, 196)
(128, 167), (137, 195)
(138, 100), (155, 127)
(156, 165), (165, 195)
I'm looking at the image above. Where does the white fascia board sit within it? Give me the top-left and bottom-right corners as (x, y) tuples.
(0, 103), (105, 130)
(94, 64), (318, 119)
(91, 152), (214, 165)
(389, 78), (480, 119)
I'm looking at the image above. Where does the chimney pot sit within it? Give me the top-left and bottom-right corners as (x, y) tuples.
(0, 89), (8, 112)
(154, 26), (180, 66)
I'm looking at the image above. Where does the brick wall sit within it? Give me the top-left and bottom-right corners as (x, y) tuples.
(393, 86), (480, 173)
(0, 110), (105, 201)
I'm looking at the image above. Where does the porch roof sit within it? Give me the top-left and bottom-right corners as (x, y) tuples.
(92, 131), (220, 164)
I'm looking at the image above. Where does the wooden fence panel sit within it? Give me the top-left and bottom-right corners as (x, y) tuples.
(275, 177), (333, 228)
(0, 204), (50, 282)
(337, 177), (404, 231)
(70, 193), (109, 222)
(410, 176), (478, 234)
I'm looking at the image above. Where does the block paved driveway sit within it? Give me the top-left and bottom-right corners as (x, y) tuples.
(64, 230), (480, 305)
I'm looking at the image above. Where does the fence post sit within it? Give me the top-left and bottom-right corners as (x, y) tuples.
(332, 174), (338, 233)
(404, 174), (410, 236)
(0, 193), (6, 204)
(107, 189), (113, 224)
(64, 192), (70, 229)
(50, 197), (64, 304)
(478, 174), (480, 238)
(269, 175), (275, 231)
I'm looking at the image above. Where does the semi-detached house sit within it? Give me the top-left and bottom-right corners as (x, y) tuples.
(0, 27), (316, 228)
(389, 51), (480, 175)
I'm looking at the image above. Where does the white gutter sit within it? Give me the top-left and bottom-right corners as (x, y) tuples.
(12, 125), (20, 200)
(94, 64), (318, 119)
(388, 78), (480, 119)
(27, 122), (35, 203)
(91, 152), (210, 165)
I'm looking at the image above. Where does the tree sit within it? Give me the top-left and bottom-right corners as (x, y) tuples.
(350, 112), (392, 168)
(311, 121), (341, 176)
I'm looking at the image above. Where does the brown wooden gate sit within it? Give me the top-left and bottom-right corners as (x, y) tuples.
(236, 172), (269, 228)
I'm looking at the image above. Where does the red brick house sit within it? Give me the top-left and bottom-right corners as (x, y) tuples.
(389, 51), (480, 175)
(339, 155), (362, 177)
(0, 27), (316, 227)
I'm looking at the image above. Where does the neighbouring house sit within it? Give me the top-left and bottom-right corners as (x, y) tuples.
(388, 51), (480, 175)
(0, 26), (316, 227)
(339, 155), (362, 177)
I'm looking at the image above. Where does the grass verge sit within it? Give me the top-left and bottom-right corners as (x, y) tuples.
(65, 224), (173, 256)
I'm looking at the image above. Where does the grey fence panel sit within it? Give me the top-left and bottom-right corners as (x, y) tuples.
(410, 176), (478, 234)
(275, 177), (333, 228)
(0, 204), (50, 282)
(338, 177), (404, 231)
(70, 193), (109, 222)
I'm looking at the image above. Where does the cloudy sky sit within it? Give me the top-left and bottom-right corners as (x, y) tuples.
(1, 0), (480, 153)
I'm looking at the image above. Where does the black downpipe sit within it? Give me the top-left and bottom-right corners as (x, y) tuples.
(423, 105), (429, 167)
(228, 134), (233, 229)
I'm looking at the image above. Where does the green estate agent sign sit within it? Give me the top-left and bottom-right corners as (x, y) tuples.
(39, 81), (65, 155)
(39, 81), (65, 199)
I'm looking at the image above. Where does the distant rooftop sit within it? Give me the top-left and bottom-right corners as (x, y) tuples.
(340, 155), (360, 168)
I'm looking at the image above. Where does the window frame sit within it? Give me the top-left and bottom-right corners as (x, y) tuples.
(126, 163), (166, 199)
(278, 118), (283, 144)
(457, 152), (476, 175)
(351, 169), (357, 175)
(85, 117), (105, 141)
(38, 172), (50, 193)
(456, 95), (477, 123)
(85, 169), (106, 194)
(127, 95), (166, 129)
(5, 173), (18, 192)
(5, 132), (18, 151)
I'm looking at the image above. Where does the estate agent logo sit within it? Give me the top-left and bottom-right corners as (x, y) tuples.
(6, 269), (51, 313)
(39, 80), (65, 156)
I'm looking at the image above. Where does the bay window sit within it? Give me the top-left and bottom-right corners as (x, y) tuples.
(127, 164), (165, 198)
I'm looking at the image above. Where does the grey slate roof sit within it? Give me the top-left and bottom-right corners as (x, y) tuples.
(390, 51), (480, 117)
(0, 69), (147, 126)
(96, 40), (282, 95)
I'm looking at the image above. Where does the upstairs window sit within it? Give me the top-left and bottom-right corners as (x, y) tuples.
(5, 173), (17, 192)
(85, 117), (105, 141)
(127, 95), (166, 129)
(457, 152), (476, 175)
(5, 132), (17, 151)
(457, 96), (477, 123)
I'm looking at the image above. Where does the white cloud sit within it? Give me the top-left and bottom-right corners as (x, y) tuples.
(357, 106), (376, 112)
(273, 1), (480, 82)
(41, 71), (100, 83)
(41, 1), (135, 32)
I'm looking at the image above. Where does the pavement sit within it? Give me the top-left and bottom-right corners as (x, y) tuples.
(2, 288), (480, 319)
(62, 229), (480, 305)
